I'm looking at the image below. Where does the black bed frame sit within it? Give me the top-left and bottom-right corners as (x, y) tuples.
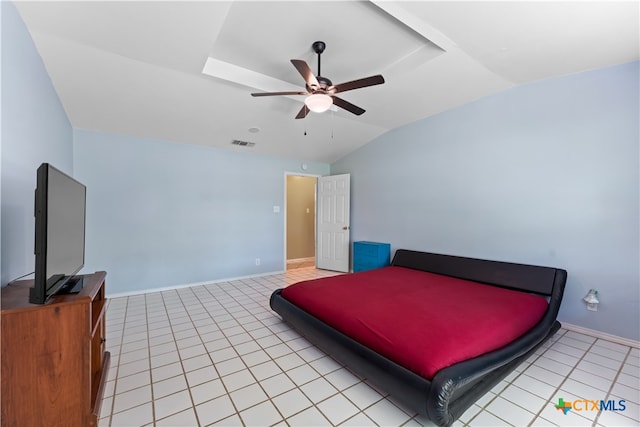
(270, 249), (567, 426)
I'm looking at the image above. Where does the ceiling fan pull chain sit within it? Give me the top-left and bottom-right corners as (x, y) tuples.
(330, 109), (334, 139)
(331, 110), (334, 139)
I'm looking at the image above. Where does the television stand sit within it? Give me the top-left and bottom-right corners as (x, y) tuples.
(1, 271), (109, 427)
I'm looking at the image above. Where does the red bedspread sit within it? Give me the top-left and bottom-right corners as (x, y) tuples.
(281, 266), (548, 380)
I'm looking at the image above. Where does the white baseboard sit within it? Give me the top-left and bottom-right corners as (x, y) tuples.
(562, 322), (640, 349)
(106, 270), (284, 299)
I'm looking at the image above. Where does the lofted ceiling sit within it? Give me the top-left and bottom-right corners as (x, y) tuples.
(15, 1), (639, 163)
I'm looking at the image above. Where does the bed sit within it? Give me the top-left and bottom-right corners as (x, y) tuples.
(270, 249), (567, 426)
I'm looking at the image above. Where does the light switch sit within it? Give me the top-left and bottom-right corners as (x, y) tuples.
(273, 205), (280, 213)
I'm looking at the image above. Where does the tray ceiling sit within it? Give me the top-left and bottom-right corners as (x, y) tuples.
(15, 1), (639, 163)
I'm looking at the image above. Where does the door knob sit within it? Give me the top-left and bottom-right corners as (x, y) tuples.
(342, 226), (350, 230)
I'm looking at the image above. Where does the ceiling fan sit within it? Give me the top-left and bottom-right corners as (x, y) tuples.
(251, 41), (385, 119)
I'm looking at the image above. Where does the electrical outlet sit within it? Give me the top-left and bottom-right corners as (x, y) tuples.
(255, 258), (261, 266)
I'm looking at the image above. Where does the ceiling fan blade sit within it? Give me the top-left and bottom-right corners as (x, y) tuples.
(251, 91), (307, 97)
(331, 75), (385, 94)
(331, 96), (365, 116)
(295, 105), (310, 119)
(291, 59), (320, 89)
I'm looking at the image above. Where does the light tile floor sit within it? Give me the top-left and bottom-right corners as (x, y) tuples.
(100, 267), (640, 427)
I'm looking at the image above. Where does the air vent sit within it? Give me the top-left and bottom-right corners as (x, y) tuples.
(231, 139), (255, 147)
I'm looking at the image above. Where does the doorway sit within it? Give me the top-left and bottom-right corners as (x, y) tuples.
(285, 174), (317, 270)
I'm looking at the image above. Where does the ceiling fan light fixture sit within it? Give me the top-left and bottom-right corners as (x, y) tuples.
(304, 93), (332, 113)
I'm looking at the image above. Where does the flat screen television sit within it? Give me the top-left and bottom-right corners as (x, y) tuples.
(29, 163), (87, 304)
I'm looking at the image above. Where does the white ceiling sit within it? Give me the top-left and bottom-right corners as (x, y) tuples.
(15, 1), (639, 163)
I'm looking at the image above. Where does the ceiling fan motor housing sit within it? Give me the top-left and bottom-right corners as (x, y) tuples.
(307, 76), (333, 93)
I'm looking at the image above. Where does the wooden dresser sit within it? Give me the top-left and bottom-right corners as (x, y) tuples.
(1, 271), (109, 427)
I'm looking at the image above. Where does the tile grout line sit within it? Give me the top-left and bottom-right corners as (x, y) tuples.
(106, 296), (131, 426)
(464, 330), (567, 427)
(186, 284), (248, 425)
(200, 280), (288, 425)
(156, 288), (199, 425)
(594, 345), (635, 426)
(533, 335), (585, 425)
(109, 296), (153, 425)
(529, 334), (620, 426)
(144, 294), (156, 425)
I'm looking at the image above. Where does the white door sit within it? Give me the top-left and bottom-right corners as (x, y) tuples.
(316, 174), (350, 272)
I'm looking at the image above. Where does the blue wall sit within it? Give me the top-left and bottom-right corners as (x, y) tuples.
(332, 61), (640, 341)
(73, 129), (329, 295)
(1, 1), (73, 285)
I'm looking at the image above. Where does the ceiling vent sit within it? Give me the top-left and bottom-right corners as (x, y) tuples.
(231, 139), (255, 147)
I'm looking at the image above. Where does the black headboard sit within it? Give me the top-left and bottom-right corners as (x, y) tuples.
(391, 249), (565, 296)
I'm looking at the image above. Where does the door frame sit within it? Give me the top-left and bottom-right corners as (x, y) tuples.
(283, 171), (321, 272)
